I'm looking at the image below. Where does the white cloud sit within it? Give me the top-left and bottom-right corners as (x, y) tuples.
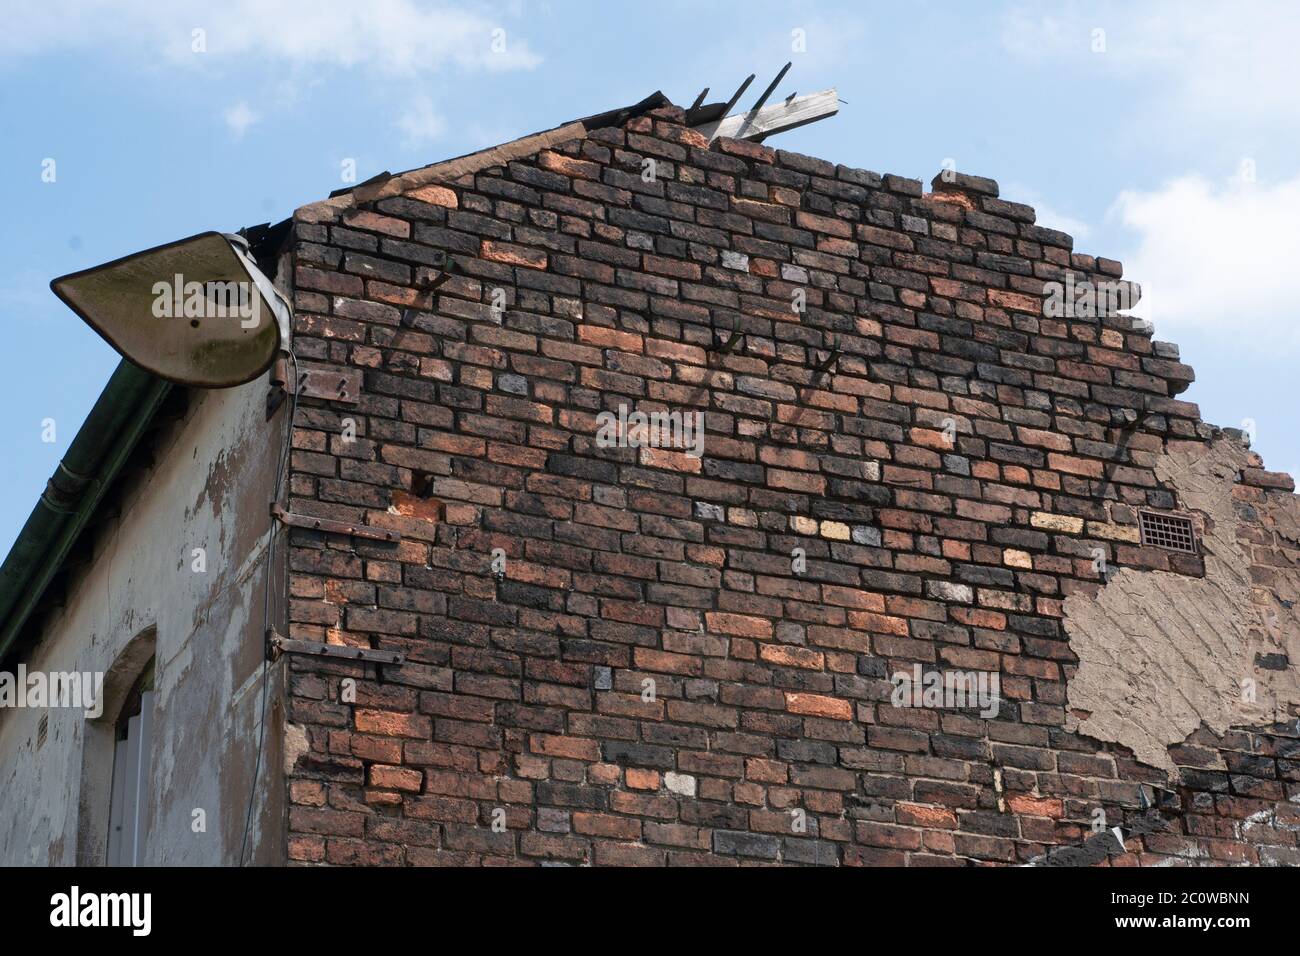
(1030, 202), (1091, 241)
(1001, 2), (1300, 129)
(1110, 168), (1300, 349)
(223, 102), (259, 140)
(1000, 6), (1181, 65)
(999, 4), (1300, 351)
(396, 96), (445, 147)
(2, 0), (542, 74)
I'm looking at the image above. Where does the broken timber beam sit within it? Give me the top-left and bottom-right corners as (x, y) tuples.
(693, 88), (838, 143)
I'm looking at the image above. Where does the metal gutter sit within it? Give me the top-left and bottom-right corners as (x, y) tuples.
(0, 359), (171, 666)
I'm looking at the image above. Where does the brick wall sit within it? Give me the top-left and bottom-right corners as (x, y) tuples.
(279, 103), (1300, 866)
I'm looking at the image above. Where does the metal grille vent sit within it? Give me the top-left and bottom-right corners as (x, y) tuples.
(1138, 511), (1197, 554)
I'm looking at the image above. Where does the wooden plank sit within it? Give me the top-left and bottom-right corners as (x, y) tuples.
(107, 738), (129, 866)
(132, 691), (154, 866)
(119, 714), (141, 866)
(719, 74), (756, 119)
(748, 62), (792, 116)
(694, 88), (838, 143)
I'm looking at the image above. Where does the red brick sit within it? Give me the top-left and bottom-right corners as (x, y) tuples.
(784, 692), (853, 721)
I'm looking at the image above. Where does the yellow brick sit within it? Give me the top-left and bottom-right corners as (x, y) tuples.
(1030, 511), (1083, 534)
(1003, 549), (1033, 569)
(791, 515), (818, 535)
(1086, 521), (1140, 543)
(820, 521), (851, 541)
(728, 507), (757, 527)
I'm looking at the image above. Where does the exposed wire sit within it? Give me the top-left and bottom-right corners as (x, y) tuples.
(240, 346), (299, 866)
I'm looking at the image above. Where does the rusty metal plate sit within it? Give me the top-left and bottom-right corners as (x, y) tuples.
(268, 631), (404, 665)
(297, 367), (362, 404)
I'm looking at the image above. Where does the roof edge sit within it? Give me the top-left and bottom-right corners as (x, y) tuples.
(296, 120), (590, 223)
(296, 92), (673, 223)
(0, 359), (172, 666)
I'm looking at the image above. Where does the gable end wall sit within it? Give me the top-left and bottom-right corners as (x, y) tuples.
(279, 105), (1300, 866)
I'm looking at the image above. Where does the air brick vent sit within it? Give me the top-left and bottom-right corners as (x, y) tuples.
(1138, 510), (1197, 554)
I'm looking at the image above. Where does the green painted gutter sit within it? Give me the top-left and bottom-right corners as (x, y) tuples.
(0, 359), (171, 666)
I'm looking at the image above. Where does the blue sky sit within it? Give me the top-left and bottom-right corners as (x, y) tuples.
(3, 0), (1298, 554)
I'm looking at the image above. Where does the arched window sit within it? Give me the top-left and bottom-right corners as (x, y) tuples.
(77, 626), (155, 866)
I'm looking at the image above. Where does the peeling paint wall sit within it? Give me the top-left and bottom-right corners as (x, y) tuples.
(1064, 438), (1300, 774)
(0, 376), (286, 866)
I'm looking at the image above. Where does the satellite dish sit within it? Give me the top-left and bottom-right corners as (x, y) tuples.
(51, 231), (291, 388)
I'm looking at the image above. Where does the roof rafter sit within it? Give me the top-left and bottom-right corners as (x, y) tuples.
(692, 88), (839, 143)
